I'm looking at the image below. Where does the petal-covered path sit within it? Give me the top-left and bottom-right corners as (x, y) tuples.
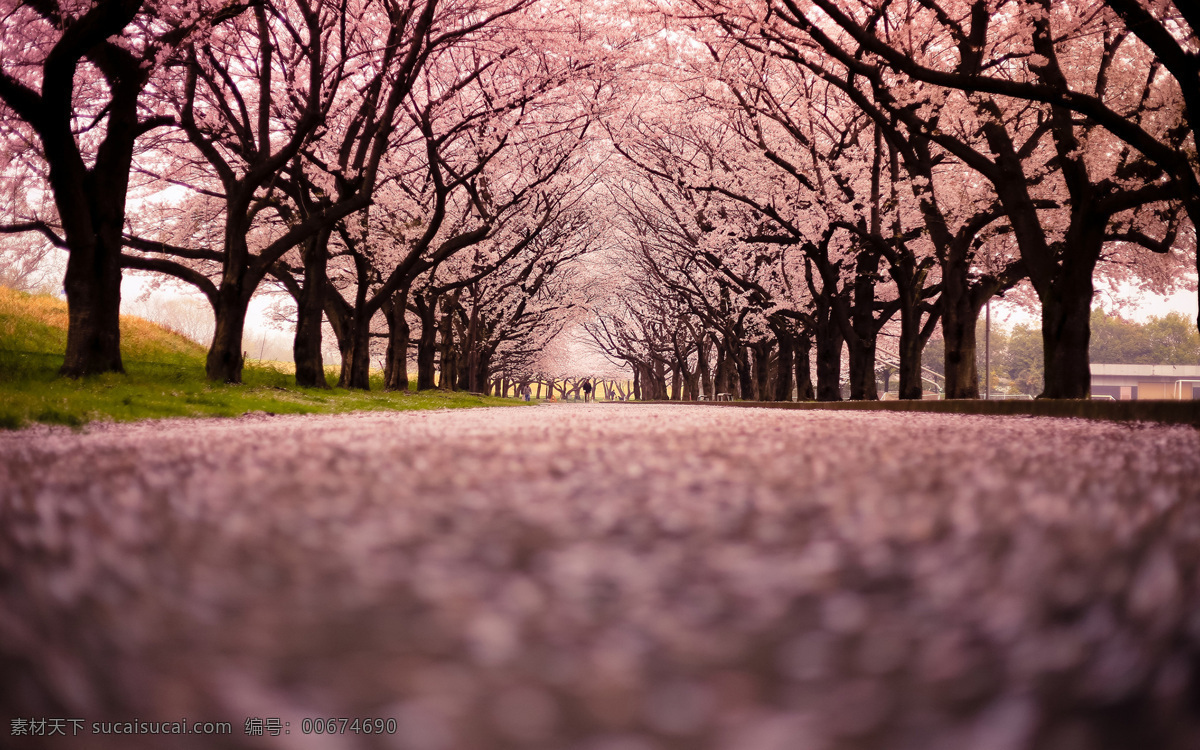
(2, 404), (1199, 750)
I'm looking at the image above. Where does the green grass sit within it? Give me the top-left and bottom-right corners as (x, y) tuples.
(0, 287), (524, 429)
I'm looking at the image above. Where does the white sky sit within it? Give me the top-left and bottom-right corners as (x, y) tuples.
(991, 277), (1199, 328)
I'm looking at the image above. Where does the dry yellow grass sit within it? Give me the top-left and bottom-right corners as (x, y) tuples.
(0, 284), (70, 335)
(120, 313), (206, 360)
(0, 285), (206, 360)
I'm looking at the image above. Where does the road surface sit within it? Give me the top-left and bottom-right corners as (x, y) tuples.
(2, 404), (1199, 749)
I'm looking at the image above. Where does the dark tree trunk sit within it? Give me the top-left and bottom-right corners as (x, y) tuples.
(440, 347), (457, 390)
(847, 339), (878, 401)
(814, 299), (844, 402)
(437, 295), (459, 391)
(337, 311), (372, 390)
(1040, 258), (1096, 399)
(846, 253), (882, 401)
(774, 330), (795, 402)
(796, 335), (815, 401)
(752, 341), (773, 401)
(293, 230), (331, 388)
(205, 200), (279, 385)
(383, 288), (411, 391)
(337, 254), (373, 390)
(471, 347), (493, 395)
(653, 360), (668, 401)
(647, 368), (659, 400)
(460, 306), (484, 392)
(61, 242), (124, 377)
(206, 283), (249, 383)
(893, 287), (926, 401)
(714, 343), (734, 397)
(455, 347), (470, 391)
(698, 336), (713, 399)
(889, 254), (937, 400)
(941, 258), (980, 399)
(454, 312), (472, 392)
(414, 293), (439, 390)
(416, 329), (437, 390)
(897, 324), (925, 400)
(736, 346), (755, 401)
(981, 117), (1099, 399)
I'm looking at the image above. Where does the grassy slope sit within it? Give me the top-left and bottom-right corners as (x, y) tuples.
(0, 287), (522, 429)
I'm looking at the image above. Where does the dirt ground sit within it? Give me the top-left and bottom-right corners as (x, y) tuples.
(2, 404), (1199, 749)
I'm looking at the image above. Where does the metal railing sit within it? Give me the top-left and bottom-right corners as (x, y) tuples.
(1173, 379), (1200, 400)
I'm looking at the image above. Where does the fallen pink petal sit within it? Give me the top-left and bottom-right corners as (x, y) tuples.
(2, 404), (1199, 748)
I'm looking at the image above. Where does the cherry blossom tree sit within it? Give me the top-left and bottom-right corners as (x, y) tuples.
(123, 0), (536, 383)
(692, 0), (1192, 397)
(795, 0), (1200, 334)
(0, 0), (238, 375)
(727, 26), (1024, 398)
(271, 0), (541, 387)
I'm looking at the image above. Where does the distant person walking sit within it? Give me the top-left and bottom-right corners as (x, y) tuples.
(582, 380), (593, 402)
(521, 383), (532, 402)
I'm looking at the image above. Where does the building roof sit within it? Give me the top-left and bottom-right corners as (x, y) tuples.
(1091, 364), (1200, 377)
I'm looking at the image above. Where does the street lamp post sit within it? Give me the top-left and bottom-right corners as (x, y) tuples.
(985, 299), (991, 400)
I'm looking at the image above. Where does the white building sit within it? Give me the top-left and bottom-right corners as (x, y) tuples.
(1090, 364), (1200, 400)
